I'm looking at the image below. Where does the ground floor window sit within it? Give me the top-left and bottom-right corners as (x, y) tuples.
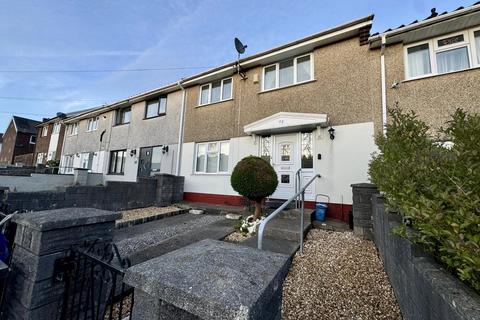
(301, 132), (313, 169)
(109, 150), (126, 174)
(80, 152), (94, 170)
(36, 152), (45, 165)
(63, 155), (74, 174)
(195, 141), (229, 173)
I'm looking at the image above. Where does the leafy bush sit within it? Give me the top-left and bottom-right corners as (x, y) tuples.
(369, 106), (480, 292)
(231, 156), (278, 220)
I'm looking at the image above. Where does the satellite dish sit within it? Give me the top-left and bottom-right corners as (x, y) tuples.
(234, 37), (247, 54)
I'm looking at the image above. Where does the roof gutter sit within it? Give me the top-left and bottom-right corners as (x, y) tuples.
(369, 4), (480, 45)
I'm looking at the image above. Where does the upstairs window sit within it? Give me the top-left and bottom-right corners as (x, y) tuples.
(29, 136), (36, 144)
(116, 107), (131, 125)
(195, 141), (229, 173)
(41, 126), (48, 137)
(53, 123), (61, 134)
(405, 28), (480, 80)
(145, 96), (167, 118)
(262, 53), (313, 91)
(87, 116), (99, 132)
(198, 78), (232, 106)
(68, 123), (78, 135)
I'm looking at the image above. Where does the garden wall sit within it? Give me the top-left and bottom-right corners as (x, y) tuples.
(0, 173), (74, 192)
(371, 194), (480, 320)
(4, 174), (184, 212)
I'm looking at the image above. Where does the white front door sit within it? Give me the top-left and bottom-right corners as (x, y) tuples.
(268, 132), (315, 201)
(271, 133), (298, 199)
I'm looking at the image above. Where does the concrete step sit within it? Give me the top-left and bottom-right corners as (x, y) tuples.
(240, 235), (299, 257)
(263, 216), (311, 241)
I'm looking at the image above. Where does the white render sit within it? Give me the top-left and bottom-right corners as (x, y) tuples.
(181, 122), (376, 205)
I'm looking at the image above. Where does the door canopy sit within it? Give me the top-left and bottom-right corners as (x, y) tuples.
(244, 112), (328, 135)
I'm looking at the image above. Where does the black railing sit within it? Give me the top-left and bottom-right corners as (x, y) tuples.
(59, 241), (134, 320)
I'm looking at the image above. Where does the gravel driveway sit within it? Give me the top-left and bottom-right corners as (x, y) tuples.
(282, 229), (402, 320)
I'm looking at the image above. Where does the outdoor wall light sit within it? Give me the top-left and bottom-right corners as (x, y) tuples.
(130, 149), (137, 157)
(162, 145), (169, 154)
(328, 127), (335, 140)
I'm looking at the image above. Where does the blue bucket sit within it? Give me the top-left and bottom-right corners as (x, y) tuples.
(315, 203), (328, 221)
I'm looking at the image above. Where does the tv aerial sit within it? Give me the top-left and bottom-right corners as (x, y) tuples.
(234, 37), (248, 80)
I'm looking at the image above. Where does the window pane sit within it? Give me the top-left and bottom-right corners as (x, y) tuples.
(297, 55), (311, 82)
(437, 34), (464, 47)
(159, 97), (167, 114)
(219, 142), (229, 172)
(279, 60), (294, 87)
(196, 144), (206, 172)
(301, 132), (313, 169)
(120, 151), (126, 173)
(407, 44), (431, 78)
(280, 143), (291, 162)
(206, 152), (218, 173)
(264, 65), (276, 90)
(222, 79), (232, 100)
(200, 85), (209, 105)
(474, 31), (480, 64)
(146, 101), (159, 118)
(109, 153), (117, 173)
(151, 147), (162, 172)
(123, 108), (131, 123)
(211, 81), (221, 103)
(260, 136), (271, 163)
(115, 152), (123, 173)
(436, 47), (469, 74)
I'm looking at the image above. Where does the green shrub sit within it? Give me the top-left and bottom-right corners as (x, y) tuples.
(369, 106), (480, 292)
(231, 156), (278, 220)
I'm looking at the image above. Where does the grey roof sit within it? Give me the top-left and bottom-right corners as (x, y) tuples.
(12, 116), (41, 134)
(371, 2), (480, 36)
(38, 105), (106, 126)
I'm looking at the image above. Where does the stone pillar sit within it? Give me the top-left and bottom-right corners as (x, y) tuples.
(73, 168), (88, 185)
(154, 173), (174, 206)
(125, 239), (290, 320)
(4, 208), (120, 320)
(351, 183), (378, 240)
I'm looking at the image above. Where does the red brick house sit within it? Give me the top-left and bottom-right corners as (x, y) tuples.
(0, 116), (40, 166)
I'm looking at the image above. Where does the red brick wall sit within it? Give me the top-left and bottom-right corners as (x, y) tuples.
(34, 125), (51, 164)
(0, 121), (16, 165)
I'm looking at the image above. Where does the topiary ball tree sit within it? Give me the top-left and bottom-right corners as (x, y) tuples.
(231, 156), (278, 220)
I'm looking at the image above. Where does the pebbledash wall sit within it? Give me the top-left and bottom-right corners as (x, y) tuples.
(61, 90), (182, 182)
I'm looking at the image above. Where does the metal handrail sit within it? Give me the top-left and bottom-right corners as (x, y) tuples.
(258, 174), (321, 252)
(294, 168), (302, 209)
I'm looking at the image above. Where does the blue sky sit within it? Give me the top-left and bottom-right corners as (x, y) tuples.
(0, 0), (473, 131)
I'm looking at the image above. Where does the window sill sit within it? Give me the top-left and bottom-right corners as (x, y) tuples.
(192, 172), (231, 176)
(113, 122), (130, 127)
(197, 98), (234, 108)
(86, 130), (98, 133)
(403, 65), (480, 83)
(143, 114), (166, 120)
(259, 79), (316, 94)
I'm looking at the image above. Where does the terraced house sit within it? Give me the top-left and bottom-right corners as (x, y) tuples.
(60, 88), (182, 182)
(369, 4), (480, 131)
(56, 4), (480, 221)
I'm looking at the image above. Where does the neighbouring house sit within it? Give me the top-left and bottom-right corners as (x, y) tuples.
(0, 133), (3, 154)
(369, 4), (480, 130)
(60, 90), (181, 181)
(34, 109), (97, 167)
(0, 116), (40, 166)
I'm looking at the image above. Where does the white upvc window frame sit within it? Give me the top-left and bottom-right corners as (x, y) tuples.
(52, 123), (61, 134)
(41, 126), (48, 137)
(404, 28), (480, 80)
(262, 53), (314, 92)
(86, 116), (99, 132)
(198, 77), (233, 106)
(194, 140), (230, 174)
(68, 123), (78, 136)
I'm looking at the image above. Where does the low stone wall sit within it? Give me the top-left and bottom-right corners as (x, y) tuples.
(371, 195), (480, 320)
(0, 173), (74, 192)
(4, 175), (184, 212)
(0, 166), (37, 176)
